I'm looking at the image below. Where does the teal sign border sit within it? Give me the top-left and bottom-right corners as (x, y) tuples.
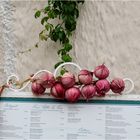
(0, 97), (140, 105)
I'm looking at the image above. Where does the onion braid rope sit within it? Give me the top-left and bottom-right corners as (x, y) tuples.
(2, 62), (81, 92)
(0, 62), (134, 95)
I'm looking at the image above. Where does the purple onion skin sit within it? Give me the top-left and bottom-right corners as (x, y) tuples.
(81, 84), (96, 100)
(65, 87), (81, 103)
(110, 78), (125, 94)
(51, 83), (65, 99)
(40, 72), (55, 88)
(96, 79), (110, 96)
(78, 70), (93, 85)
(61, 73), (76, 88)
(31, 81), (46, 96)
(94, 64), (109, 79)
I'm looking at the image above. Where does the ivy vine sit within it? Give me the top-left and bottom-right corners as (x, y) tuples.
(35, 0), (84, 69)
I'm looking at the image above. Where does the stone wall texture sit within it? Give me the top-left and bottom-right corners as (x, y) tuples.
(0, 0), (140, 95)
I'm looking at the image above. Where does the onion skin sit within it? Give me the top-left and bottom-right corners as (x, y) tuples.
(40, 72), (55, 88)
(81, 84), (96, 100)
(31, 81), (46, 96)
(110, 78), (125, 94)
(61, 72), (75, 88)
(96, 79), (110, 96)
(78, 70), (93, 85)
(94, 64), (109, 79)
(65, 87), (81, 103)
(51, 83), (65, 99)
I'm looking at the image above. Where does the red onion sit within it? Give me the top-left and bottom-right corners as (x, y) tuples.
(81, 84), (96, 100)
(78, 70), (93, 85)
(31, 80), (46, 96)
(110, 78), (125, 93)
(65, 87), (81, 102)
(40, 72), (55, 88)
(61, 72), (75, 88)
(96, 79), (110, 96)
(94, 64), (109, 79)
(51, 83), (65, 99)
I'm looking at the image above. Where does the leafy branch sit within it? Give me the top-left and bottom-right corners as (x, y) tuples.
(35, 0), (84, 69)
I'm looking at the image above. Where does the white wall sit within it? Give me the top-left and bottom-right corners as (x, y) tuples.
(0, 1), (140, 93)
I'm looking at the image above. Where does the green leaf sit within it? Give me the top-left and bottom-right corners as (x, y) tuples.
(75, 9), (79, 18)
(39, 31), (48, 41)
(41, 17), (49, 25)
(45, 23), (53, 31)
(61, 50), (66, 55)
(44, 6), (50, 12)
(62, 54), (72, 62)
(48, 0), (53, 5)
(62, 2), (75, 14)
(71, 22), (76, 31)
(60, 68), (68, 75)
(64, 43), (72, 52)
(54, 9), (60, 16)
(57, 48), (68, 55)
(53, 1), (61, 9)
(34, 1), (85, 69)
(35, 10), (41, 18)
(77, 0), (85, 4)
(63, 37), (69, 44)
(57, 49), (63, 55)
(66, 31), (72, 37)
(50, 30), (59, 42)
(65, 16), (76, 31)
(45, 24), (50, 31)
(54, 61), (64, 69)
(48, 10), (56, 19)
(55, 26), (60, 32)
(58, 31), (66, 42)
(39, 35), (48, 41)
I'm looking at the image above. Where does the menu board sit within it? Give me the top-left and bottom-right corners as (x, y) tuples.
(0, 97), (140, 140)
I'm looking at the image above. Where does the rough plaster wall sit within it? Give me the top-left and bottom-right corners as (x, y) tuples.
(74, 1), (140, 93)
(1, 1), (140, 94)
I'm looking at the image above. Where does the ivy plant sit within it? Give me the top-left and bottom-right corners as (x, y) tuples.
(35, 0), (84, 69)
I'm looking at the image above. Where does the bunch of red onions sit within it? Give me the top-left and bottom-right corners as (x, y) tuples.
(31, 64), (125, 103)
